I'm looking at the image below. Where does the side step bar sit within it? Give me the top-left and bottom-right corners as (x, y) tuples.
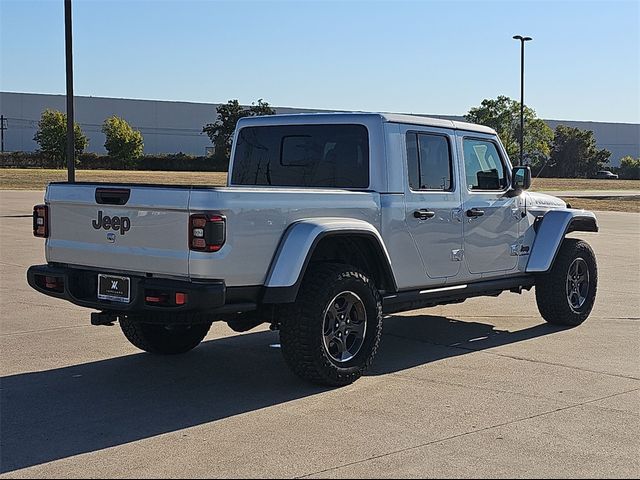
(383, 276), (535, 314)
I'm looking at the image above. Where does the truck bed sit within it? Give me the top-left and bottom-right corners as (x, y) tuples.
(44, 182), (381, 285)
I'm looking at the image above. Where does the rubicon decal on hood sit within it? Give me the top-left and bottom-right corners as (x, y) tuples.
(526, 192), (566, 208)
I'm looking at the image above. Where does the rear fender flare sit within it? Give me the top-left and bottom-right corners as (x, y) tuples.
(262, 218), (396, 303)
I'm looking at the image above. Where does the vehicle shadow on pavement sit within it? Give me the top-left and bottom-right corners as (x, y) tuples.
(0, 315), (565, 473)
(370, 314), (565, 375)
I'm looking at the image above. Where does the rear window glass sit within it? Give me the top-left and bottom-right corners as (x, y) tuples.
(231, 124), (369, 188)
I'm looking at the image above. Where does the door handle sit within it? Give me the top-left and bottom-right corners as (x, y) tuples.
(413, 209), (436, 220)
(466, 208), (485, 218)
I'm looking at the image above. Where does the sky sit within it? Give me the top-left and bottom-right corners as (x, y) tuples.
(1, 0), (639, 123)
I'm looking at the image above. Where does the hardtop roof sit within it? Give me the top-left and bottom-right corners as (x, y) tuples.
(236, 111), (496, 134)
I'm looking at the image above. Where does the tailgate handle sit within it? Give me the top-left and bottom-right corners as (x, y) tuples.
(95, 188), (131, 205)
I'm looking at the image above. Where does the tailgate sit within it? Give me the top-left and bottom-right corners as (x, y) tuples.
(45, 184), (191, 277)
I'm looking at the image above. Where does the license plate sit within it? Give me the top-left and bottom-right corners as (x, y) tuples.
(97, 274), (131, 303)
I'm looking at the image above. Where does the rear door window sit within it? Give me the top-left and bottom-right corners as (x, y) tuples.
(406, 132), (453, 191)
(231, 124), (369, 188)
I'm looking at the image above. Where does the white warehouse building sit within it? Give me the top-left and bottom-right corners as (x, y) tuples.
(1, 91), (638, 166)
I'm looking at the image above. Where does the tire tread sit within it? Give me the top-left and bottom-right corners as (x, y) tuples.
(535, 238), (597, 326)
(279, 263), (383, 386)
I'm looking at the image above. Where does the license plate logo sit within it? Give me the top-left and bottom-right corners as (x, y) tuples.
(97, 274), (131, 303)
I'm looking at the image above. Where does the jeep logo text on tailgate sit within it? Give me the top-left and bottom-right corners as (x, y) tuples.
(92, 210), (131, 235)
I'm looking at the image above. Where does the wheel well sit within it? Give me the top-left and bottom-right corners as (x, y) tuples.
(308, 234), (396, 293)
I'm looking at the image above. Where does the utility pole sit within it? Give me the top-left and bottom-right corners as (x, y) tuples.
(0, 115), (6, 153)
(65, 0), (75, 182)
(513, 35), (532, 166)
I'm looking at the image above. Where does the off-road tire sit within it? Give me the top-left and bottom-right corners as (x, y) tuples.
(535, 238), (597, 326)
(278, 263), (383, 386)
(119, 315), (212, 354)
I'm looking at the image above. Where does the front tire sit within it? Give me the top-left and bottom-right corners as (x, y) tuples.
(120, 315), (212, 354)
(535, 238), (597, 326)
(278, 263), (383, 386)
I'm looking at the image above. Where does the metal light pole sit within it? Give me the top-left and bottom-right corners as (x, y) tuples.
(65, 0), (75, 182)
(0, 115), (7, 153)
(513, 35), (532, 166)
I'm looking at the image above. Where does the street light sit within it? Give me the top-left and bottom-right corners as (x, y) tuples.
(65, 0), (75, 182)
(513, 35), (532, 166)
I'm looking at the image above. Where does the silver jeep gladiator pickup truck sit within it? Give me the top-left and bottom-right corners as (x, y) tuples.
(28, 112), (598, 386)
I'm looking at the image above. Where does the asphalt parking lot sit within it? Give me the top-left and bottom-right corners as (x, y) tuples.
(1, 190), (638, 478)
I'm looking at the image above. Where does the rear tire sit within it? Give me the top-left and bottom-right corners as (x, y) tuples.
(120, 315), (212, 354)
(535, 238), (597, 326)
(278, 263), (383, 386)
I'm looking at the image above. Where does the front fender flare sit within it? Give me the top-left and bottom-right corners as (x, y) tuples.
(262, 218), (396, 303)
(526, 209), (598, 273)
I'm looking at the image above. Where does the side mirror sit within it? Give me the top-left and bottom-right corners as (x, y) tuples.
(511, 166), (531, 191)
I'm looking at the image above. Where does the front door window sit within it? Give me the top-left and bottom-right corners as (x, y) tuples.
(463, 139), (508, 191)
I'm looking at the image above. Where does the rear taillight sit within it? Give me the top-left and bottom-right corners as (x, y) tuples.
(189, 213), (225, 252)
(33, 204), (49, 238)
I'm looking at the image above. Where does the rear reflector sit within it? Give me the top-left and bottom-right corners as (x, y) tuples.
(35, 274), (63, 293)
(145, 293), (169, 304)
(45, 276), (61, 288)
(175, 292), (188, 305)
(144, 290), (188, 307)
(189, 213), (225, 252)
(33, 204), (49, 238)
(192, 238), (206, 249)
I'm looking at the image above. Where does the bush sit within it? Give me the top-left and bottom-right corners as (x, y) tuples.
(617, 156), (640, 180)
(134, 153), (228, 171)
(0, 151), (228, 172)
(1, 151), (52, 168)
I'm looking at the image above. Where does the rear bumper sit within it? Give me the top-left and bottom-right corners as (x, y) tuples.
(27, 264), (229, 314)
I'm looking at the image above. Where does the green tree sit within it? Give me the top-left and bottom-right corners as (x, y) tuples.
(33, 109), (88, 167)
(465, 95), (553, 169)
(203, 99), (276, 163)
(102, 115), (144, 164)
(547, 125), (610, 178)
(617, 155), (640, 179)
(249, 98), (276, 116)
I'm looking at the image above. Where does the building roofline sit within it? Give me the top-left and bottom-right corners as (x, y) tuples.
(2, 91), (638, 126)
